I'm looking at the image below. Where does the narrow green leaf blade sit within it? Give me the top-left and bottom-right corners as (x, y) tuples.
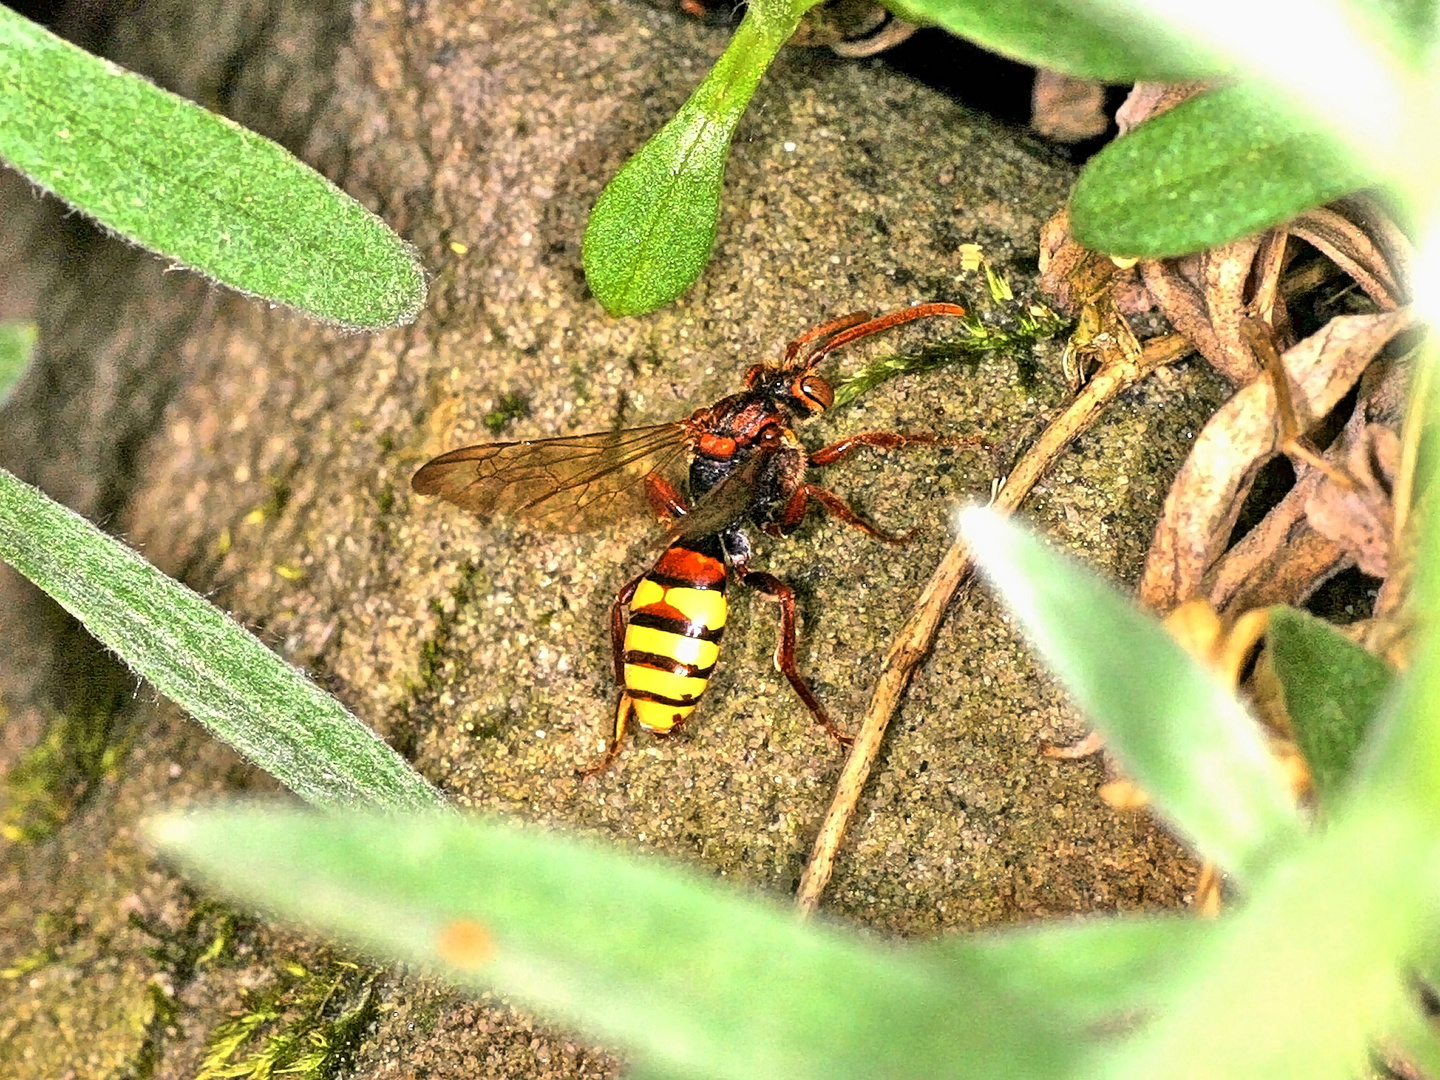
(1266, 606), (1393, 807)
(0, 7), (425, 329)
(1069, 85), (1373, 258)
(936, 915), (1215, 1030)
(149, 807), (1076, 1080)
(890, 0), (1227, 82)
(959, 509), (1302, 881)
(0, 468), (444, 813)
(0, 320), (36, 404)
(582, 3), (810, 316)
(1358, 341), (1440, 814)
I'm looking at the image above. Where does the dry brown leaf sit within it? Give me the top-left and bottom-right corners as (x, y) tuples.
(1037, 207), (1121, 315)
(1204, 471), (1347, 616)
(1032, 71), (1109, 141)
(1140, 308), (1413, 612)
(1205, 351), (1407, 614)
(1250, 230), (1289, 328)
(1115, 81), (1208, 133)
(1289, 199), (1409, 310)
(793, 0), (891, 48)
(1139, 258), (1241, 382)
(1305, 423), (1399, 578)
(1202, 235), (1266, 384)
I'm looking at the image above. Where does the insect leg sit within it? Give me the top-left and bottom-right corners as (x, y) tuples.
(742, 570), (853, 748)
(579, 694), (635, 777)
(611, 572), (646, 684)
(765, 483), (917, 544)
(642, 471), (689, 520)
(808, 430), (986, 467)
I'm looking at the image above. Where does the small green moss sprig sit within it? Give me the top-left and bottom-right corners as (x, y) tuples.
(196, 956), (378, 1080)
(1, 685), (128, 843)
(833, 258), (1066, 408)
(483, 392), (531, 435)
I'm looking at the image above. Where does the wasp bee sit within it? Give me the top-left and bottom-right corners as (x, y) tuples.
(412, 303), (973, 774)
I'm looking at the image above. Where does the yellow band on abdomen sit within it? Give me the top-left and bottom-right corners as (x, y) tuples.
(624, 623), (720, 670)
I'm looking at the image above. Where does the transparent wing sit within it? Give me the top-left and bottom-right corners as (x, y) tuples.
(412, 422), (693, 532)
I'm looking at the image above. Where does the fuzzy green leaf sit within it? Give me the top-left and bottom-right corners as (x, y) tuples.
(937, 915), (1215, 1029)
(149, 808), (1086, 1080)
(890, 0), (1226, 81)
(0, 468), (444, 813)
(1266, 606), (1393, 807)
(960, 509), (1302, 882)
(1100, 800), (1431, 1080)
(582, 1), (815, 316)
(1069, 85), (1373, 258)
(0, 320), (35, 405)
(0, 7), (425, 329)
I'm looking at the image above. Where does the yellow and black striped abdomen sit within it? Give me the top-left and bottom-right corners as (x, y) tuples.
(623, 541), (728, 734)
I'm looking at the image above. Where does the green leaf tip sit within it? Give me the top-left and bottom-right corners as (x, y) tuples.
(0, 7), (426, 330)
(144, 811), (196, 850)
(1069, 85), (1373, 259)
(959, 508), (1302, 881)
(582, 4), (808, 316)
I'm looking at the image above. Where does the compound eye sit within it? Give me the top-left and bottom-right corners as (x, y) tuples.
(793, 374), (834, 413)
(758, 424), (784, 448)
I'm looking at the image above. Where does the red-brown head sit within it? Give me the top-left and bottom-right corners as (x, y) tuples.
(742, 363), (834, 417)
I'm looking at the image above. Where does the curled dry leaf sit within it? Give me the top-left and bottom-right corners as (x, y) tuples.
(1288, 196), (1409, 311)
(795, 0), (916, 56)
(1204, 469), (1348, 616)
(1140, 307), (1413, 613)
(1132, 194), (1407, 388)
(1138, 259), (1236, 383)
(1203, 350), (1407, 616)
(1304, 423), (1399, 579)
(1114, 81), (1208, 133)
(1137, 230), (1276, 387)
(1249, 229), (1290, 331)
(1201, 236), (1267, 383)
(1038, 207), (1117, 315)
(828, 18), (917, 57)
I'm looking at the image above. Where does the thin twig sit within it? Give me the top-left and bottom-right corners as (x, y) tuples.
(795, 332), (1195, 915)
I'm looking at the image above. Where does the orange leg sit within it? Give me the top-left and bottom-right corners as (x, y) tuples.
(765, 483), (916, 544)
(580, 694), (635, 777)
(742, 570), (852, 747)
(808, 430), (984, 467)
(642, 471), (688, 520)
